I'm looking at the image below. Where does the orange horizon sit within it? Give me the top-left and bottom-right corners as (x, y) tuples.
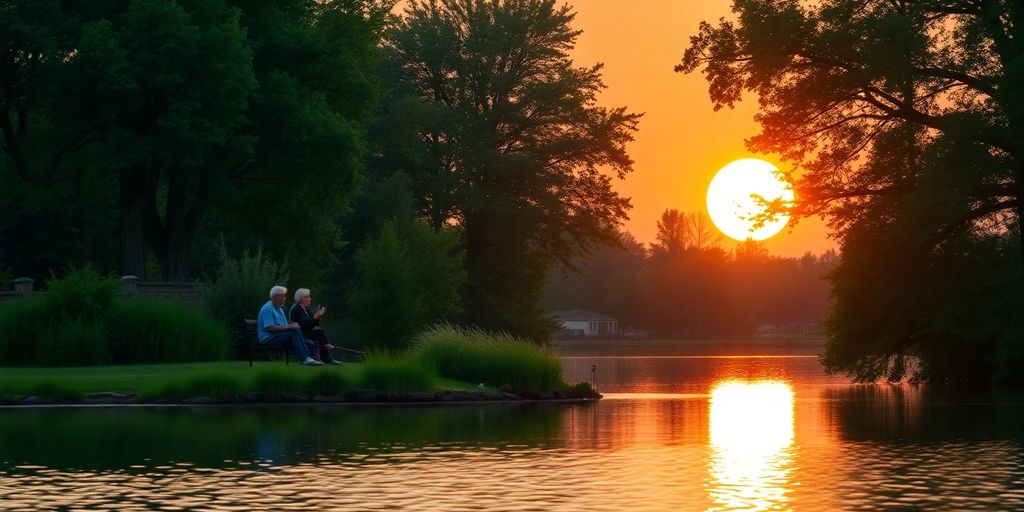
(390, 0), (836, 258)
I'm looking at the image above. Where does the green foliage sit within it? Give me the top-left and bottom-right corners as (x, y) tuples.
(380, 0), (640, 341)
(202, 241), (288, 354)
(0, 269), (229, 366)
(40, 317), (111, 366)
(107, 299), (230, 363)
(252, 367), (306, 399)
(302, 369), (351, 396)
(43, 265), (119, 320)
(357, 352), (436, 393)
(348, 221), (465, 351)
(680, 1), (1024, 383)
(0, 298), (49, 365)
(412, 324), (564, 392)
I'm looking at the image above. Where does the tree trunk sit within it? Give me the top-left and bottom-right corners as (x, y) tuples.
(143, 168), (209, 282)
(119, 168), (149, 277)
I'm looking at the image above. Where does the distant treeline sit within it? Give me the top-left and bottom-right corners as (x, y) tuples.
(546, 210), (836, 337)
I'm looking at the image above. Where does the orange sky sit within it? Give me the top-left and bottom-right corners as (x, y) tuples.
(391, 1), (835, 257)
(568, 0), (833, 257)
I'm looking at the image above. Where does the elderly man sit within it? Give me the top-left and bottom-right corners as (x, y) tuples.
(257, 285), (321, 365)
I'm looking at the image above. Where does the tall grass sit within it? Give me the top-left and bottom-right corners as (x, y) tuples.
(0, 298), (48, 364)
(0, 268), (230, 366)
(202, 241), (288, 356)
(107, 299), (230, 363)
(357, 351), (436, 393)
(412, 325), (564, 392)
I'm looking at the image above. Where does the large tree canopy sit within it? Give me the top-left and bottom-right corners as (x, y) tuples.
(0, 0), (385, 283)
(381, 0), (641, 340)
(680, 0), (1023, 383)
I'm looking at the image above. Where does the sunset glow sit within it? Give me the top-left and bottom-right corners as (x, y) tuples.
(709, 380), (795, 510)
(706, 158), (794, 241)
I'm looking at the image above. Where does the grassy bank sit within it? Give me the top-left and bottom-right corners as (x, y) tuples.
(0, 361), (480, 403)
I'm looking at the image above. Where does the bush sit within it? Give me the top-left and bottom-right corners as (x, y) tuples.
(44, 265), (118, 320)
(348, 221), (465, 351)
(202, 241), (288, 356)
(107, 299), (230, 363)
(412, 324), (564, 392)
(357, 352), (436, 393)
(0, 298), (49, 364)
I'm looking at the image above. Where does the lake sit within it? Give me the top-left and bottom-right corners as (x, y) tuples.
(2, 341), (1023, 511)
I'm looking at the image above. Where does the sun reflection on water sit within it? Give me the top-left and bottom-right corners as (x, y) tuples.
(708, 380), (795, 511)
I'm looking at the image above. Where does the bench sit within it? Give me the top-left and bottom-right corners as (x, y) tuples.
(243, 319), (293, 367)
(242, 319), (366, 366)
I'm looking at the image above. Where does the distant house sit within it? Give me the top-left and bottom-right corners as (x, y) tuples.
(553, 309), (618, 339)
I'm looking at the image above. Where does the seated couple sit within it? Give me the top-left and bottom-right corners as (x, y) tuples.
(257, 285), (340, 366)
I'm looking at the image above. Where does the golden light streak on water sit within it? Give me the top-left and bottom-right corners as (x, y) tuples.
(708, 380), (795, 511)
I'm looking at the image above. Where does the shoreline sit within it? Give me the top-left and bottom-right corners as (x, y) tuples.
(1, 390), (601, 409)
(0, 396), (601, 410)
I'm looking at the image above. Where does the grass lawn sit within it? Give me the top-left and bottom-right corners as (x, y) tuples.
(0, 361), (478, 400)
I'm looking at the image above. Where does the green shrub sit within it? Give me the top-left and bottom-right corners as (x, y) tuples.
(44, 265), (118, 320)
(39, 317), (111, 366)
(412, 324), (564, 392)
(253, 367), (305, 399)
(357, 352), (436, 393)
(303, 369), (350, 396)
(107, 298), (230, 363)
(0, 298), (49, 364)
(202, 241), (288, 356)
(348, 221), (465, 351)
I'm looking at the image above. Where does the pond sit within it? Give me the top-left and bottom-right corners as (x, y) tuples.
(2, 341), (1023, 510)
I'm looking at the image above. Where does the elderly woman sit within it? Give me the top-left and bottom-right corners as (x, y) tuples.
(257, 285), (321, 365)
(289, 288), (340, 365)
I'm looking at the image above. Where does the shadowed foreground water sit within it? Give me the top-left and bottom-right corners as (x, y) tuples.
(2, 345), (1024, 510)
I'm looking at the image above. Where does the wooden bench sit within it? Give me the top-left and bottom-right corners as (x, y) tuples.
(243, 319), (293, 367)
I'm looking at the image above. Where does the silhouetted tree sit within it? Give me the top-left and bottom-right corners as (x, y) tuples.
(384, 0), (641, 340)
(680, 0), (1024, 383)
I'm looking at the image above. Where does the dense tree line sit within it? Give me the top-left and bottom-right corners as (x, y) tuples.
(681, 0), (1024, 383)
(546, 210), (836, 337)
(1, 0), (638, 346)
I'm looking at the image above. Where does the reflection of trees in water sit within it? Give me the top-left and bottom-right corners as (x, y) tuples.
(821, 385), (1024, 442)
(561, 400), (708, 451)
(0, 404), (573, 471)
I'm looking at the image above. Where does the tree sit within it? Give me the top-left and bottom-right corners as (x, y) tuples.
(347, 220), (466, 350)
(680, 0), (1024, 383)
(1, 0), (386, 282)
(382, 0), (641, 340)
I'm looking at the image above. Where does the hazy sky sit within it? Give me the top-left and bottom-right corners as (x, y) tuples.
(391, 0), (836, 257)
(568, 0), (833, 257)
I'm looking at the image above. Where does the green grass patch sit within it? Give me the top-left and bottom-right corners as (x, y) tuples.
(412, 325), (565, 392)
(357, 352), (437, 393)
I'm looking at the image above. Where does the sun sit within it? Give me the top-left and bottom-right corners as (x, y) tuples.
(706, 158), (794, 241)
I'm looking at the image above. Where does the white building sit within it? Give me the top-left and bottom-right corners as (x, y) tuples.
(554, 309), (618, 338)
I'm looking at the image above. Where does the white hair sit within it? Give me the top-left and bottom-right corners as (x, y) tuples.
(269, 285), (288, 299)
(294, 288), (311, 303)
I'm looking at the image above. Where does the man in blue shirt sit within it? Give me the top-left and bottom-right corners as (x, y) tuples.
(257, 285), (321, 365)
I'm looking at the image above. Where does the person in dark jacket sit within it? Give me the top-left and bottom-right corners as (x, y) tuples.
(290, 288), (339, 364)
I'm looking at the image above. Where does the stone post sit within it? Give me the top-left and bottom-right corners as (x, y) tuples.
(12, 277), (34, 296)
(121, 275), (139, 296)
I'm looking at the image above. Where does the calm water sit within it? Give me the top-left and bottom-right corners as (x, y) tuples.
(2, 343), (1024, 511)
